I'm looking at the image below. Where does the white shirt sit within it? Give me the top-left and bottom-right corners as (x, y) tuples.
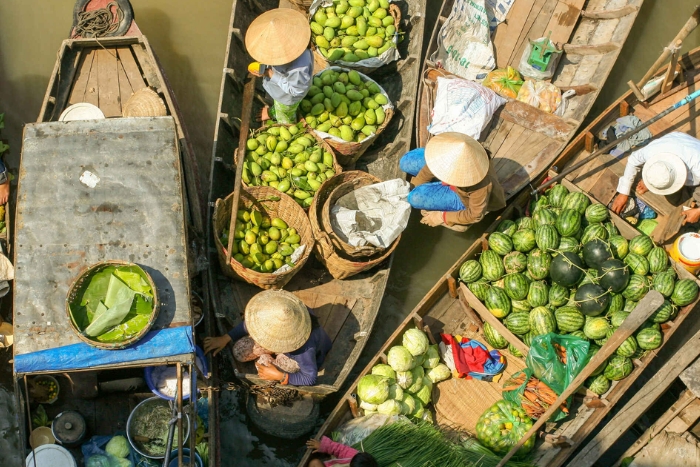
(262, 49), (314, 106)
(616, 132), (700, 195)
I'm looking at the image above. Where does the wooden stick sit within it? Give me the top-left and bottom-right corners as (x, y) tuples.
(661, 40), (682, 94)
(225, 73), (257, 265)
(495, 291), (665, 467)
(177, 362), (183, 466)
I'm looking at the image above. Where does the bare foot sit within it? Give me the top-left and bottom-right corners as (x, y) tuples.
(257, 106), (271, 122)
(0, 183), (9, 206)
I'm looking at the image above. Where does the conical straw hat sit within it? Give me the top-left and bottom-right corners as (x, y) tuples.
(245, 9), (311, 66)
(425, 132), (489, 187)
(245, 290), (311, 354)
(122, 88), (167, 117)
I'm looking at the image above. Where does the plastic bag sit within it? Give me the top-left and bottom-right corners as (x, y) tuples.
(475, 400), (535, 455)
(516, 79), (562, 114)
(334, 414), (407, 447)
(82, 434), (137, 467)
(518, 37), (563, 80)
(503, 369), (569, 421)
(483, 67), (523, 99)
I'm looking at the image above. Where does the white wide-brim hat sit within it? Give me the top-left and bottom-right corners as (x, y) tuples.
(245, 290), (311, 354)
(641, 152), (687, 195)
(245, 9), (310, 66)
(425, 132), (489, 187)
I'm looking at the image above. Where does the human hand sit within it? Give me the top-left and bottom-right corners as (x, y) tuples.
(636, 180), (648, 195)
(203, 335), (231, 356)
(682, 207), (700, 225)
(0, 183), (9, 205)
(420, 211), (444, 227)
(305, 439), (321, 452)
(611, 194), (629, 214)
(256, 361), (285, 381)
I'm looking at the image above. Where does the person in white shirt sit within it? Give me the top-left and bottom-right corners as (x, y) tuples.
(611, 132), (700, 224)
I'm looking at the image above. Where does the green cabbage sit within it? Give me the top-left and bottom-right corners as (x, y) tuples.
(422, 344), (440, 369)
(359, 400), (378, 411)
(427, 363), (452, 383)
(85, 455), (111, 467)
(388, 383), (403, 400)
(413, 353), (426, 367)
(376, 399), (402, 415)
(395, 370), (413, 390)
(421, 409), (434, 424)
(403, 328), (429, 356)
(357, 375), (389, 405)
(105, 435), (130, 458)
(401, 393), (416, 415)
(406, 366), (424, 393)
(371, 364), (396, 381)
(413, 377), (433, 405)
(412, 400), (425, 419)
(387, 346), (414, 372)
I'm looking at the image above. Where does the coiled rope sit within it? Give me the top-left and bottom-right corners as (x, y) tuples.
(72, 1), (124, 38)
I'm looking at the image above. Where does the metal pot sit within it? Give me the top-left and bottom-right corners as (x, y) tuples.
(51, 410), (86, 447)
(126, 396), (190, 459)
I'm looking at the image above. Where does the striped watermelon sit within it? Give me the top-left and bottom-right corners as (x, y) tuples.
(547, 184), (569, 208)
(604, 221), (619, 238)
(512, 229), (537, 253)
(587, 344), (608, 376)
(536, 224), (560, 251)
(492, 278), (505, 289)
(527, 249), (552, 280)
(505, 311), (531, 335)
(562, 191), (591, 214)
(555, 306), (585, 332)
(531, 195), (550, 212)
(584, 316), (610, 340)
(480, 250), (505, 281)
(468, 280), (490, 301)
(624, 299), (638, 312)
(585, 203), (609, 223)
(522, 332), (535, 346)
(528, 281), (550, 307)
(549, 283), (570, 307)
(533, 208), (557, 226)
(504, 251), (528, 274)
(508, 343), (525, 358)
(652, 271), (676, 298)
(624, 253), (649, 275)
(504, 273), (529, 300)
(664, 266), (678, 279)
(529, 306), (557, 336)
(556, 209), (582, 237)
(485, 286), (511, 318)
(578, 268), (600, 287)
(570, 330), (587, 340)
(616, 336), (638, 357)
(607, 293), (625, 314)
(651, 300), (674, 323)
(511, 299), (532, 313)
(459, 260), (482, 283)
(558, 236), (581, 254)
(604, 355), (634, 381)
(629, 235), (654, 256)
(647, 247), (668, 273)
(515, 217), (534, 230)
(609, 235), (629, 260)
(496, 219), (517, 237)
(586, 374), (611, 395)
(609, 310), (630, 328)
(672, 279), (699, 306)
(489, 232), (514, 256)
(581, 224), (609, 244)
(622, 274), (651, 301)
(483, 322), (508, 349)
(595, 328), (614, 346)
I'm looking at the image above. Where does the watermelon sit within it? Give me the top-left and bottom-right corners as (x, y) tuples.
(570, 330), (587, 340)
(547, 184), (569, 208)
(483, 322), (508, 349)
(531, 195), (550, 212)
(604, 221), (619, 238)
(508, 344), (525, 358)
(647, 247), (668, 273)
(576, 283), (611, 316)
(536, 224), (560, 251)
(664, 266), (678, 279)
(624, 299), (638, 312)
(529, 306), (557, 336)
(562, 191), (591, 214)
(585, 203), (609, 223)
(485, 286), (511, 318)
(578, 268), (600, 287)
(505, 311), (531, 335)
(549, 283), (570, 307)
(555, 209), (582, 237)
(582, 239), (613, 269)
(549, 251), (584, 287)
(522, 332), (535, 346)
(671, 279), (699, 306)
(558, 237), (581, 254)
(527, 249), (552, 280)
(650, 300), (674, 323)
(555, 306), (585, 332)
(586, 374), (611, 395)
(584, 316), (610, 340)
(489, 232), (514, 256)
(604, 355), (634, 381)
(609, 235), (629, 260)
(528, 281), (550, 307)
(624, 253), (649, 276)
(607, 293), (625, 314)
(496, 219), (517, 237)
(504, 273), (529, 300)
(515, 217), (534, 230)
(609, 310), (630, 328)
(480, 250), (505, 281)
(616, 336), (638, 357)
(511, 299), (532, 313)
(587, 344), (608, 376)
(581, 224), (609, 244)
(512, 229), (537, 253)
(629, 235), (654, 256)
(595, 328), (614, 347)
(468, 280), (490, 301)
(532, 208), (557, 226)
(652, 271), (676, 298)
(459, 260), (482, 283)
(597, 259), (630, 293)
(622, 274), (651, 301)
(503, 251), (528, 274)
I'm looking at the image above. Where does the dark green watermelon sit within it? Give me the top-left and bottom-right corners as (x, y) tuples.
(512, 229), (537, 253)
(582, 238), (613, 269)
(550, 251), (584, 287)
(597, 259), (630, 293)
(527, 249), (552, 280)
(575, 283), (610, 316)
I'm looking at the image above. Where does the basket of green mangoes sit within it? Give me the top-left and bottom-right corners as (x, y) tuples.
(213, 186), (314, 290)
(243, 123), (342, 209)
(309, 0), (401, 72)
(300, 67), (393, 166)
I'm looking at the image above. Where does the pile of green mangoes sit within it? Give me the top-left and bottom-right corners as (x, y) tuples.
(300, 68), (389, 143)
(244, 123), (336, 208)
(311, 0), (396, 63)
(221, 208), (301, 272)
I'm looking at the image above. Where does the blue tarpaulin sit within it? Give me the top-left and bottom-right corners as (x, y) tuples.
(14, 326), (194, 374)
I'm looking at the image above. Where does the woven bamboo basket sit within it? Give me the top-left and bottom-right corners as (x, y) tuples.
(289, 0), (313, 13)
(309, 171), (399, 279)
(321, 176), (386, 258)
(213, 186), (314, 290)
(65, 260), (160, 350)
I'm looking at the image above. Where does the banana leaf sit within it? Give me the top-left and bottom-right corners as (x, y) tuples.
(80, 266), (116, 315)
(95, 314), (151, 342)
(84, 275), (136, 337)
(115, 266), (153, 298)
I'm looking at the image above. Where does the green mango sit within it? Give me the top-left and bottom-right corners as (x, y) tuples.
(330, 92), (342, 108)
(365, 98), (379, 109)
(340, 15), (355, 29)
(383, 16), (395, 27)
(360, 88), (370, 97)
(346, 25), (359, 36)
(361, 125), (377, 136)
(315, 35), (330, 49)
(356, 17), (368, 36)
(355, 50), (369, 60)
(307, 85), (322, 97)
(366, 35), (384, 48)
(288, 143), (304, 154)
(336, 101), (349, 117)
(317, 111), (329, 122)
(354, 39), (370, 50)
(267, 127), (281, 136)
(348, 70), (362, 85)
(347, 6), (363, 17)
(367, 26), (377, 36)
(374, 93), (388, 105)
(335, 0), (349, 14)
(328, 127), (342, 138)
(349, 0), (365, 6)
(265, 135), (277, 151)
(325, 16), (342, 28)
(377, 42), (392, 55)
(306, 116), (318, 128)
(310, 93), (325, 105)
(327, 48), (344, 61)
(375, 107), (386, 125)
(314, 10), (328, 26)
(317, 121), (333, 133)
(341, 35), (358, 47)
(340, 125), (355, 142)
(351, 115), (366, 131)
(338, 72), (349, 84)
(321, 73), (334, 86)
(373, 7), (388, 19)
(310, 21), (324, 35)
(325, 6), (336, 15)
(379, 0), (389, 7)
(322, 85), (333, 98)
(343, 115), (353, 125)
(313, 77), (323, 87)
(367, 0), (379, 12)
(340, 95), (351, 105)
(324, 97), (334, 112)
(364, 108), (377, 125)
(311, 103), (325, 116)
(309, 150), (322, 163)
(279, 126), (292, 141)
(323, 26), (335, 42)
(342, 53), (360, 62)
(275, 140), (288, 153)
(330, 37), (342, 48)
(296, 136), (312, 147)
(368, 16), (382, 27)
(329, 114), (341, 128)
(367, 46), (378, 57)
(348, 101), (363, 116)
(304, 161), (319, 173)
(333, 82), (347, 94)
(246, 138), (259, 151)
(376, 27), (385, 36)
(346, 90), (364, 101)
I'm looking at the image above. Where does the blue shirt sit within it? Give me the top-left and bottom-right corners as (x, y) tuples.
(263, 49), (314, 106)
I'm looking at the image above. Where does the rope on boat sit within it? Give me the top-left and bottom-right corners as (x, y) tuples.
(72, 1), (124, 38)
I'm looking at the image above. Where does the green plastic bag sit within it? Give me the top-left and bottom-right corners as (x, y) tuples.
(475, 400), (535, 455)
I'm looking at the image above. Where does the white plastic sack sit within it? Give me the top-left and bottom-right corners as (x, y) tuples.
(516, 79), (562, 114)
(431, 0), (496, 80)
(485, 0), (515, 30)
(518, 38), (563, 80)
(428, 76), (506, 139)
(330, 179), (410, 248)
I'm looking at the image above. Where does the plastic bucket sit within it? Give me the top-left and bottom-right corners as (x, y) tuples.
(144, 345), (208, 401)
(168, 448), (203, 467)
(670, 232), (700, 274)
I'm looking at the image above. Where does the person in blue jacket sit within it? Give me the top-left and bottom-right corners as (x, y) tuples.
(203, 290), (331, 386)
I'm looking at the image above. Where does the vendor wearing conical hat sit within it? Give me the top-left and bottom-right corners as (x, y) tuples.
(399, 132), (506, 231)
(246, 9), (313, 124)
(203, 290), (331, 386)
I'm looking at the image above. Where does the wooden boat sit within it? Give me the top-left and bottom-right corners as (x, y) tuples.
(301, 45), (700, 467)
(13, 1), (218, 465)
(206, 0), (426, 437)
(417, 0), (642, 201)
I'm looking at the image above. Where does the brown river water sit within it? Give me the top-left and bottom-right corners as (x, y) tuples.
(1, 0), (700, 465)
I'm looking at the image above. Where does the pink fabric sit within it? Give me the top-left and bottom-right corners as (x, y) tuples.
(319, 436), (358, 467)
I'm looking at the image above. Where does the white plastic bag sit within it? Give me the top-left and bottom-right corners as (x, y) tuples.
(431, 0), (496, 80)
(428, 76), (506, 139)
(334, 414), (407, 447)
(516, 79), (562, 114)
(518, 38), (563, 80)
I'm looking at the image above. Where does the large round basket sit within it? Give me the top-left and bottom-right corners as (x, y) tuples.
(65, 260), (159, 350)
(309, 171), (399, 280)
(213, 186), (314, 290)
(243, 123), (342, 210)
(288, 0), (313, 13)
(321, 175), (385, 258)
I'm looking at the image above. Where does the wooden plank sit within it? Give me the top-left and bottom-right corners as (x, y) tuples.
(116, 58), (133, 111)
(486, 120), (515, 156)
(493, 125), (526, 163)
(681, 355), (700, 398)
(116, 47), (146, 92)
(665, 398), (700, 433)
(324, 298), (357, 343)
(494, 131), (547, 176)
(492, 0), (537, 68)
(508, 0), (549, 66)
(500, 100), (574, 142)
(130, 44), (161, 90)
(83, 49), (99, 107)
(96, 49), (122, 117)
(69, 50), (95, 105)
(545, 0), (586, 45)
(510, 0), (559, 69)
(483, 116), (505, 150)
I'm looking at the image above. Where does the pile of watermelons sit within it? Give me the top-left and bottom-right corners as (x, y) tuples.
(459, 185), (699, 396)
